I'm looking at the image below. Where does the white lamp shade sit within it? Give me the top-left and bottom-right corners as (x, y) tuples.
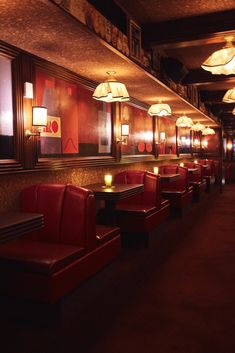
(121, 124), (129, 136)
(32, 106), (47, 126)
(148, 103), (171, 116)
(24, 82), (33, 99)
(191, 122), (205, 131)
(202, 127), (215, 135)
(201, 37), (235, 75)
(176, 115), (193, 127)
(93, 72), (129, 102)
(222, 88), (235, 103)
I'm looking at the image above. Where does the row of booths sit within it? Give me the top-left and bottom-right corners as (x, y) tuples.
(0, 159), (220, 303)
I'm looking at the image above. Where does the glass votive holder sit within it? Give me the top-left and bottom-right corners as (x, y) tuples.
(104, 174), (112, 187)
(153, 167), (159, 174)
(194, 160), (198, 164)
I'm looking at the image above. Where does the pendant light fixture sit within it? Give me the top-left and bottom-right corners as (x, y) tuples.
(222, 87), (235, 103)
(202, 127), (215, 135)
(176, 113), (193, 127)
(191, 122), (205, 131)
(92, 71), (130, 103)
(201, 36), (235, 75)
(147, 101), (171, 116)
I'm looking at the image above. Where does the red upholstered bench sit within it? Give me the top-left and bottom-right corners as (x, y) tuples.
(184, 162), (207, 201)
(0, 184), (121, 303)
(198, 159), (217, 191)
(159, 165), (193, 216)
(113, 170), (170, 245)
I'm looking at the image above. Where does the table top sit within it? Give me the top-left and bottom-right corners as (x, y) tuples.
(84, 183), (144, 201)
(0, 212), (44, 243)
(159, 174), (180, 183)
(187, 168), (198, 174)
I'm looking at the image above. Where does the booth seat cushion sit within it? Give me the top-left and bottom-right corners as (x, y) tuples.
(96, 225), (120, 245)
(0, 239), (85, 275)
(116, 203), (158, 216)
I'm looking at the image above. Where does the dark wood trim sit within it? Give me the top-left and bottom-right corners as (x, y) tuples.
(143, 10), (235, 46)
(183, 69), (235, 85)
(0, 43), (24, 174)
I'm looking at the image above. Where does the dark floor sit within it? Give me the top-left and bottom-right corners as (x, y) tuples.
(1, 183), (235, 353)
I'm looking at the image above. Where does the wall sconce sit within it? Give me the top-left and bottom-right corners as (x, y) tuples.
(25, 106), (47, 139)
(24, 82), (34, 99)
(193, 138), (200, 147)
(160, 131), (166, 142)
(227, 142), (233, 150)
(117, 124), (129, 144)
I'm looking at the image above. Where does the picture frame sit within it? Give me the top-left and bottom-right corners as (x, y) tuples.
(129, 19), (141, 62)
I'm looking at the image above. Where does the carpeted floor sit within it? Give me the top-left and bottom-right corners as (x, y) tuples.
(1, 184), (235, 353)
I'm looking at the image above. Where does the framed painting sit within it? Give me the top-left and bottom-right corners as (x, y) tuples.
(129, 19), (141, 62)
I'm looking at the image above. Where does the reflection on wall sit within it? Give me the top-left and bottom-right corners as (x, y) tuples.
(201, 129), (219, 157)
(0, 56), (14, 159)
(36, 69), (111, 156)
(157, 116), (176, 154)
(177, 126), (191, 154)
(121, 103), (153, 155)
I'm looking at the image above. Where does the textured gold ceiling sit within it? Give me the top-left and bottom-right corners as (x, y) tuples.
(0, 0), (218, 126)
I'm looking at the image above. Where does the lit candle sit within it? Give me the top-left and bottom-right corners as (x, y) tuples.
(104, 174), (112, 187)
(180, 162), (184, 167)
(194, 160), (198, 164)
(153, 167), (159, 174)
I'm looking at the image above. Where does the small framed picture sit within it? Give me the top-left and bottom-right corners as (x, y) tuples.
(129, 19), (141, 62)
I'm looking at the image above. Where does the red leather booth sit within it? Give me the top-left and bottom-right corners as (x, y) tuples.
(184, 162), (207, 201)
(159, 165), (193, 215)
(113, 170), (170, 243)
(0, 184), (121, 303)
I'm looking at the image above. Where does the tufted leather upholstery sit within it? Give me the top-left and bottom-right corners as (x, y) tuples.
(0, 184), (121, 303)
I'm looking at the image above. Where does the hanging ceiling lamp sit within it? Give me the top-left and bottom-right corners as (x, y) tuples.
(176, 114), (193, 127)
(202, 127), (215, 135)
(191, 122), (205, 131)
(148, 101), (171, 116)
(201, 36), (235, 75)
(92, 71), (130, 102)
(222, 87), (235, 103)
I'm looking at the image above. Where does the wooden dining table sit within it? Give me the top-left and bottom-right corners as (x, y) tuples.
(0, 212), (44, 244)
(84, 183), (144, 225)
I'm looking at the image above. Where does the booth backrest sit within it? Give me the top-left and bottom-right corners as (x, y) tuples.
(20, 184), (96, 250)
(184, 162), (203, 183)
(114, 170), (161, 208)
(143, 172), (161, 208)
(60, 185), (96, 249)
(159, 165), (189, 191)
